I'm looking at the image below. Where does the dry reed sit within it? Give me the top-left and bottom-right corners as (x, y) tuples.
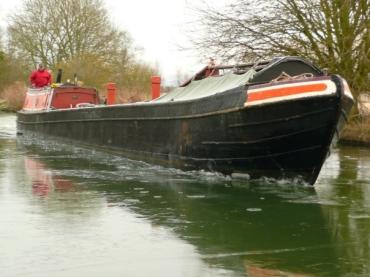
(0, 81), (27, 112)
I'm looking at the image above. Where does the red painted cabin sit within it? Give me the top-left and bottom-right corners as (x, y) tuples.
(23, 86), (99, 111)
(51, 87), (99, 109)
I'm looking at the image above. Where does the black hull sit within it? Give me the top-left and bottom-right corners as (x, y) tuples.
(17, 76), (351, 185)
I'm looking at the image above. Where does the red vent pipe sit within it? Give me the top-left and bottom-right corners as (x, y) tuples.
(106, 83), (116, 105)
(151, 76), (161, 100)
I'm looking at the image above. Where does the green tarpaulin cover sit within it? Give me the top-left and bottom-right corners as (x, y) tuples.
(155, 69), (256, 102)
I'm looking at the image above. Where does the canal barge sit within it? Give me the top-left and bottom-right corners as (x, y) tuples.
(17, 56), (354, 185)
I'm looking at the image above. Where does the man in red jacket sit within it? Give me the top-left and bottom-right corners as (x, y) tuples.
(29, 64), (52, 88)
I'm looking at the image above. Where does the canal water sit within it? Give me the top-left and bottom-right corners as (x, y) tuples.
(1, 112), (370, 277)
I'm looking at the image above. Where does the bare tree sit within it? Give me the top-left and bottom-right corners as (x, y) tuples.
(7, 0), (131, 68)
(190, 0), (369, 97)
(5, 0), (159, 94)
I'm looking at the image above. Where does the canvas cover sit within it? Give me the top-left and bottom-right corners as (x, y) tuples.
(155, 69), (256, 102)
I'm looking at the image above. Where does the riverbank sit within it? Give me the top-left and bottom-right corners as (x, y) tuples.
(0, 101), (17, 112)
(340, 119), (370, 147)
(0, 99), (6, 110)
(0, 82), (26, 112)
(0, 100), (17, 113)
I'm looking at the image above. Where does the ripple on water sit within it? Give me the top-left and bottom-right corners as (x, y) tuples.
(348, 214), (370, 219)
(246, 208), (262, 212)
(186, 195), (206, 199)
(124, 199), (141, 204)
(286, 197), (344, 206)
(0, 114), (17, 139)
(29, 138), (232, 184)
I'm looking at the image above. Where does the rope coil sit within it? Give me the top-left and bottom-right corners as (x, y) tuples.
(271, 72), (314, 83)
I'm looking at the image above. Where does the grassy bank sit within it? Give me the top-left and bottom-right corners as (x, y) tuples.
(0, 82), (26, 112)
(340, 118), (370, 147)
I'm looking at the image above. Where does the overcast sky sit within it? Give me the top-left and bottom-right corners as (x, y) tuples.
(0, 0), (228, 85)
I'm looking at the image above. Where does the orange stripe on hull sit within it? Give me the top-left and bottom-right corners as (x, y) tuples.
(248, 83), (328, 102)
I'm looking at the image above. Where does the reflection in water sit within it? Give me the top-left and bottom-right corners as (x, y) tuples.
(245, 263), (313, 277)
(15, 136), (340, 276)
(25, 158), (74, 196)
(316, 146), (370, 276)
(0, 112), (370, 276)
